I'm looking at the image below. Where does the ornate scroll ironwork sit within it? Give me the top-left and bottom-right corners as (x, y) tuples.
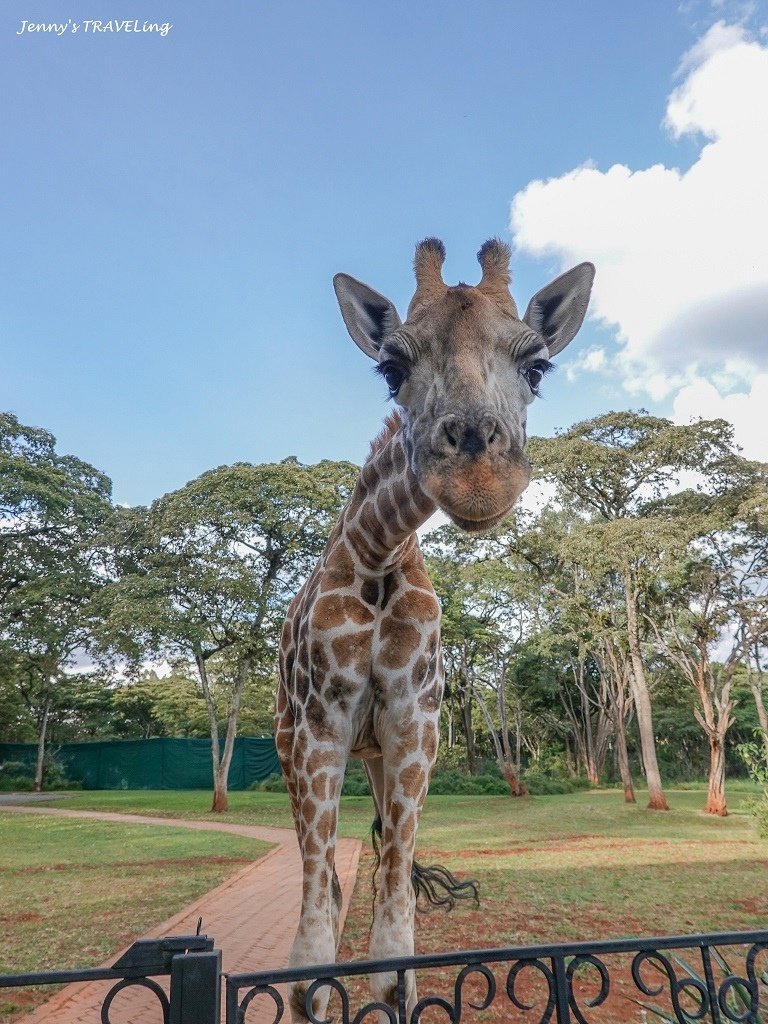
(226, 931), (768, 1024)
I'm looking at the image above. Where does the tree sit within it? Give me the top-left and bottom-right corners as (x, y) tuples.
(528, 412), (740, 810)
(650, 468), (768, 813)
(649, 554), (741, 815)
(97, 457), (357, 811)
(426, 526), (533, 795)
(732, 482), (768, 763)
(0, 412), (112, 788)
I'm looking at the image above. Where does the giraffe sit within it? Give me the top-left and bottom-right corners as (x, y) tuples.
(275, 238), (594, 1022)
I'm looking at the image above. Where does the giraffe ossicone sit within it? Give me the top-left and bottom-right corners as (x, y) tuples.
(275, 238), (594, 1022)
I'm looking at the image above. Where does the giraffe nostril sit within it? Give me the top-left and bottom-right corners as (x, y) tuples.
(488, 427), (498, 445)
(443, 420), (459, 449)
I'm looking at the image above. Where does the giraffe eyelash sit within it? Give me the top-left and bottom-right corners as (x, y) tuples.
(375, 361), (409, 397)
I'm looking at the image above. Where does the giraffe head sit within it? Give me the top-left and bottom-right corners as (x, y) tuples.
(334, 239), (594, 532)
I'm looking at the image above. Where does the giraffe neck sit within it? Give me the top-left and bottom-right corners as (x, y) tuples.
(341, 416), (436, 575)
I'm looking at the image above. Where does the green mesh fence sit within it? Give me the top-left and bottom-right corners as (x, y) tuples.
(0, 736), (280, 790)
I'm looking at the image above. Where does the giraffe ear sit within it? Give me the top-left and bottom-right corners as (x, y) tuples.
(523, 263), (595, 356)
(333, 274), (402, 360)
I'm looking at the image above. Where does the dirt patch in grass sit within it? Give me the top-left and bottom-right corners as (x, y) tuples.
(0, 815), (269, 1024)
(14, 854), (251, 875)
(337, 827), (768, 1024)
(0, 913), (43, 926)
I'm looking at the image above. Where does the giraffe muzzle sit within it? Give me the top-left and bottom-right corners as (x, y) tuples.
(422, 447), (531, 533)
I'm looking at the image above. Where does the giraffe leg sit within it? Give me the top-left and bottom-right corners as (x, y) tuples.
(285, 735), (346, 1024)
(365, 716), (438, 1021)
(275, 682), (305, 851)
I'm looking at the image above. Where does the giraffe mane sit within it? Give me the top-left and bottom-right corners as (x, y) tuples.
(368, 410), (402, 460)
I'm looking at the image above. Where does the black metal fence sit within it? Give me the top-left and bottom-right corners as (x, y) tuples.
(2, 929), (766, 1024)
(0, 933), (220, 1024)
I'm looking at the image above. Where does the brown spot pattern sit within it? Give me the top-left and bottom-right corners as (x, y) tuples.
(399, 762), (427, 793)
(392, 591), (439, 623)
(379, 618), (420, 668)
(331, 631), (372, 674)
(311, 594), (374, 630)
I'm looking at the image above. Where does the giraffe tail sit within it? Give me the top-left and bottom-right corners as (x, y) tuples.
(371, 815), (479, 911)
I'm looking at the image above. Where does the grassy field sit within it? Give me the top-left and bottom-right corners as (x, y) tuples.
(17, 784), (768, 940)
(4, 786), (766, 1024)
(0, 813), (270, 1021)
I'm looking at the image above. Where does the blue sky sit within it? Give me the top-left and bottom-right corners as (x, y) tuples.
(2, 1), (766, 505)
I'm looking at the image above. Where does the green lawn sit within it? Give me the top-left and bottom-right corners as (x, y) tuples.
(4, 787), (766, 1024)
(0, 813), (270, 1021)
(54, 780), (762, 848)
(16, 785), (768, 942)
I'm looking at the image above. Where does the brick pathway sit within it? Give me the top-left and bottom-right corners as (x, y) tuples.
(1, 806), (362, 1024)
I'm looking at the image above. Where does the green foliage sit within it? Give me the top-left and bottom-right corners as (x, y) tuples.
(0, 752), (81, 791)
(0, 760), (34, 791)
(253, 772), (287, 792)
(737, 741), (768, 837)
(253, 761), (373, 796)
(253, 760), (591, 798)
(522, 767), (592, 795)
(341, 760), (370, 796)
(430, 750), (592, 795)
(3, 404), (766, 813)
(429, 768), (509, 795)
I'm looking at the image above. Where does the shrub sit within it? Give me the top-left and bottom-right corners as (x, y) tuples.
(252, 772), (287, 792)
(251, 761), (372, 796)
(432, 746), (473, 775)
(43, 753), (82, 790)
(429, 764), (509, 795)
(737, 740), (768, 838)
(341, 761), (370, 796)
(0, 761), (34, 792)
(522, 767), (592, 795)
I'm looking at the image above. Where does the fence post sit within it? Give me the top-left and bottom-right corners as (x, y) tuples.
(169, 949), (222, 1024)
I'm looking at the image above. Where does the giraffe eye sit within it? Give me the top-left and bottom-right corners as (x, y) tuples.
(523, 359), (554, 395)
(377, 362), (407, 397)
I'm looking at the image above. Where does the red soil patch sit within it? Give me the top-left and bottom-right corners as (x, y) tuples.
(12, 855), (251, 875)
(0, 911), (43, 925)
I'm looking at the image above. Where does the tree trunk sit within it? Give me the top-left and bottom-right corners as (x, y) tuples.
(194, 651), (226, 812)
(704, 736), (727, 816)
(501, 761), (527, 797)
(746, 659), (768, 764)
(624, 574), (669, 810)
(474, 683), (526, 797)
(597, 642), (636, 803)
(34, 699), (50, 792)
(615, 715), (636, 804)
(514, 707), (524, 785)
(459, 687), (477, 774)
(211, 657), (251, 814)
(691, 661), (734, 818)
(497, 674), (527, 797)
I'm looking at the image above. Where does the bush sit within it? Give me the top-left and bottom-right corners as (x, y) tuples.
(737, 740), (768, 838)
(251, 761), (372, 796)
(429, 766), (509, 795)
(341, 760), (370, 796)
(250, 757), (595, 800)
(432, 746), (473, 775)
(43, 753), (82, 790)
(252, 772), (287, 792)
(522, 767), (592, 795)
(0, 761), (34, 792)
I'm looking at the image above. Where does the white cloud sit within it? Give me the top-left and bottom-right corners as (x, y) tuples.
(563, 346), (607, 383)
(671, 372), (768, 460)
(510, 21), (768, 402)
